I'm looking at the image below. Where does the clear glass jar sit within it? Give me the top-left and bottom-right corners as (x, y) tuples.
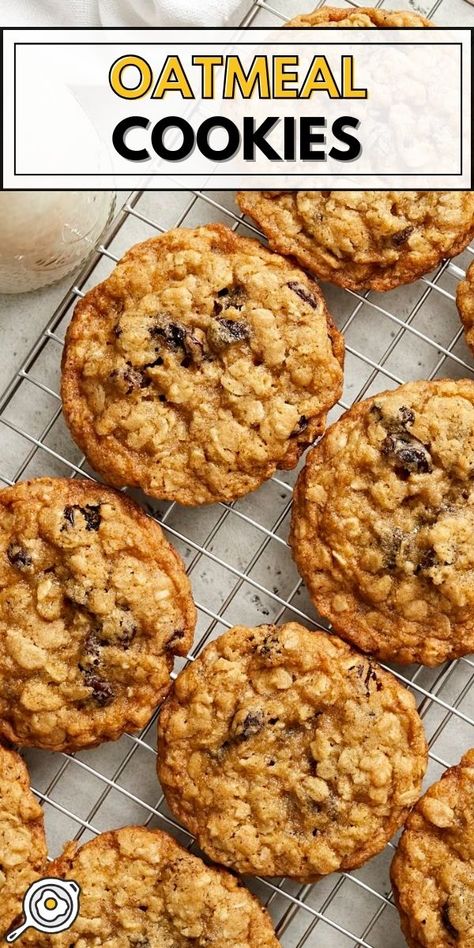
(0, 191), (115, 294)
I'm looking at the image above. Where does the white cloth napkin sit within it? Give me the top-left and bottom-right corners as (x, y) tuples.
(99, 0), (251, 26)
(4, 0), (252, 27)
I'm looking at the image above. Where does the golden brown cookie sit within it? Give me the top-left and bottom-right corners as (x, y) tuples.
(236, 192), (474, 292)
(61, 224), (344, 505)
(0, 745), (47, 940)
(457, 260), (474, 355)
(286, 6), (432, 27)
(31, 826), (279, 947)
(290, 378), (474, 666)
(391, 750), (474, 948)
(157, 622), (427, 882)
(0, 477), (195, 751)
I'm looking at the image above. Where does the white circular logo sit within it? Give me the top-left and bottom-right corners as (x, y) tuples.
(6, 878), (81, 942)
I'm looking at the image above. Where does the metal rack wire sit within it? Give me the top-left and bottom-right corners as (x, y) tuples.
(1, 1), (473, 945)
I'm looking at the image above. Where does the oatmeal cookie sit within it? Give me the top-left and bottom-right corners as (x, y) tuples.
(236, 192), (474, 292)
(290, 378), (474, 666)
(157, 622), (427, 882)
(391, 749), (474, 948)
(32, 826), (279, 947)
(61, 224), (344, 505)
(457, 260), (474, 355)
(286, 6), (432, 27)
(0, 477), (195, 751)
(0, 746), (47, 940)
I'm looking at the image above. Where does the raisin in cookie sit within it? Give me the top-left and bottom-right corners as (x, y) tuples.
(0, 746), (47, 940)
(0, 477), (195, 751)
(391, 750), (474, 948)
(457, 260), (474, 355)
(236, 192), (474, 292)
(286, 6), (432, 27)
(157, 622), (427, 882)
(31, 826), (279, 947)
(61, 224), (344, 505)
(290, 379), (474, 666)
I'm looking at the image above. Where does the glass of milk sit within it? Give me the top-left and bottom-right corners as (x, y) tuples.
(0, 191), (115, 294)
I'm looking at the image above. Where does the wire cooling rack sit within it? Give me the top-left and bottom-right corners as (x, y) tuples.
(1, 2), (474, 945)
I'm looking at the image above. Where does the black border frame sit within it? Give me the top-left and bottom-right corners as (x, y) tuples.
(1, 25), (472, 191)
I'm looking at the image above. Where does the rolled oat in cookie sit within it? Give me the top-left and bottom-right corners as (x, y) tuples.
(157, 622), (427, 882)
(0, 477), (195, 751)
(0, 746), (47, 940)
(457, 260), (474, 356)
(290, 379), (474, 666)
(61, 224), (343, 505)
(29, 826), (279, 947)
(391, 749), (474, 948)
(236, 191), (474, 292)
(286, 6), (432, 27)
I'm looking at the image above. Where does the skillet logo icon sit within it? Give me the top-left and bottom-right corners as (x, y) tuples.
(6, 878), (81, 942)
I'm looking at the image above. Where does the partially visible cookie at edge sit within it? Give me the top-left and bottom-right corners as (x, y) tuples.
(236, 192), (474, 292)
(0, 477), (196, 751)
(0, 745), (47, 940)
(285, 6), (432, 27)
(290, 378), (474, 666)
(158, 622), (427, 882)
(457, 259), (474, 355)
(391, 749), (474, 948)
(61, 224), (344, 505)
(27, 826), (280, 947)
